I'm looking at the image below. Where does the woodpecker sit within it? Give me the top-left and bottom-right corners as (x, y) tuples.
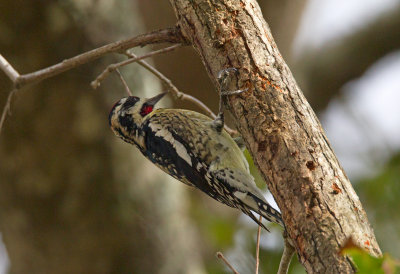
(108, 69), (283, 229)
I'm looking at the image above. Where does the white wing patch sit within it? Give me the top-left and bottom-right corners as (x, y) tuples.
(173, 140), (192, 166)
(149, 123), (192, 166)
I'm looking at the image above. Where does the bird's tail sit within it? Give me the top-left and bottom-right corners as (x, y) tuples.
(244, 193), (284, 229)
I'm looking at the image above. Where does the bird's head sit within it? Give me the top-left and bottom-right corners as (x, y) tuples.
(109, 92), (167, 145)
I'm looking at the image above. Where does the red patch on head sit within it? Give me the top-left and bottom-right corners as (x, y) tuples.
(140, 104), (153, 116)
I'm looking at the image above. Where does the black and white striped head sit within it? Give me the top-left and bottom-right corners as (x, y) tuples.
(109, 92), (167, 146)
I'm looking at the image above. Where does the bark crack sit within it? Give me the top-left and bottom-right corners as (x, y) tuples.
(170, 0), (382, 272)
(311, 234), (327, 272)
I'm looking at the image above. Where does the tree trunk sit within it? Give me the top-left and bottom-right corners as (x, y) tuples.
(169, 0), (381, 273)
(258, 0), (307, 62)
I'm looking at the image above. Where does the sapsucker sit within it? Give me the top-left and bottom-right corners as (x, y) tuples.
(108, 89), (283, 229)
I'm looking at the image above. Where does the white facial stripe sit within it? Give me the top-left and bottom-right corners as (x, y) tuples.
(150, 124), (192, 166)
(117, 98), (128, 113)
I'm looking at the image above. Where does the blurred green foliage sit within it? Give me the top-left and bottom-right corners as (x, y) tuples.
(356, 152), (400, 258)
(244, 149), (267, 190)
(341, 242), (400, 274)
(357, 153), (400, 219)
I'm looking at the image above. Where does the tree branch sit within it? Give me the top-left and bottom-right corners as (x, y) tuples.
(0, 54), (20, 82)
(277, 234), (295, 274)
(259, 0), (307, 61)
(0, 89), (17, 135)
(0, 27), (187, 134)
(115, 69), (133, 96)
(91, 44), (183, 89)
(0, 27), (186, 89)
(216, 252), (239, 274)
(170, 0), (381, 272)
(255, 216), (262, 274)
(121, 50), (238, 135)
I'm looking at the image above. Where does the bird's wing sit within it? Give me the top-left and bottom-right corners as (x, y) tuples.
(148, 109), (250, 171)
(143, 108), (283, 226)
(212, 168), (283, 226)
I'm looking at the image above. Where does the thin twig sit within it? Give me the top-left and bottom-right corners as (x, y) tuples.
(0, 89), (17, 134)
(255, 216), (262, 274)
(91, 44), (182, 89)
(216, 251), (240, 274)
(0, 54), (20, 82)
(179, 93), (216, 118)
(1, 27), (185, 89)
(125, 50), (215, 116)
(115, 69), (133, 96)
(123, 51), (238, 136)
(277, 233), (295, 274)
(0, 55), (20, 134)
(0, 28), (186, 136)
(124, 51), (183, 97)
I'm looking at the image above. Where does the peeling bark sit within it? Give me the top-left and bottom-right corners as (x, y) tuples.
(169, 0), (381, 273)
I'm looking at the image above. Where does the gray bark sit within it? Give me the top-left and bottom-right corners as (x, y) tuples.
(169, 0), (381, 273)
(259, 0), (308, 61)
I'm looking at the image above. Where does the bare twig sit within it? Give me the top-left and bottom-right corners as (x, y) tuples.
(91, 44), (182, 89)
(115, 69), (133, 96)
(0, 27), (186, 135)
(0, 54), (20, 82)
(216, 251), (240, 274)
(277, 234), (295, 274)
(0, 89), (17, 134)
(123, 51), (238, 136)
(0, 55), (20, 134)
(255, 216), (262, 274)
(126, 50), (215, 116)
(178, 93), (216, 118)
(124, 51), (184, 97)
(1, 27), (185, 89)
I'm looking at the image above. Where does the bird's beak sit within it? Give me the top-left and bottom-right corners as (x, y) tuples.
(145, 92), (168, 106)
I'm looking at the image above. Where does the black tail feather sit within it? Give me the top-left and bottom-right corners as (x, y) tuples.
(249, 194), (284, 227)
(242, 208), (270, 231)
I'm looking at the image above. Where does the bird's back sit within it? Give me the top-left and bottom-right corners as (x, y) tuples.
(140, 108), (283, 227)
(146, 108), (249, 173)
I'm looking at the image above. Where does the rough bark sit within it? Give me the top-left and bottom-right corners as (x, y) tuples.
(259, 0), (307, 61)
(137, 0), (306, 117)
(169, 0), (381, 273)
